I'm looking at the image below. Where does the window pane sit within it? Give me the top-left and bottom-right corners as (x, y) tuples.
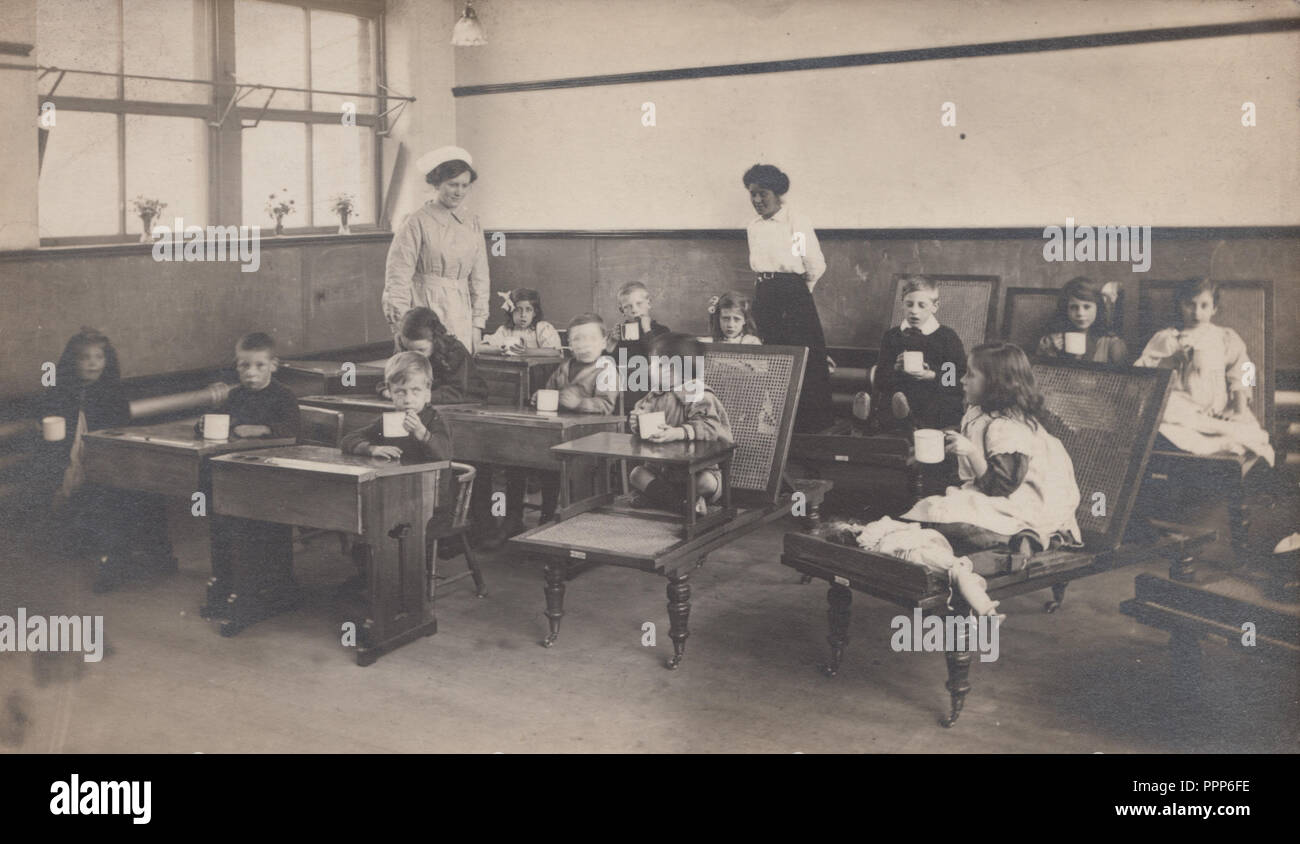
(39, 112), (121, 238)
(234, 0), (307, 110)
(37, 0), (121, 99)
(125, 116), (208, 234)
(242, 121), (307, 229)
(312, 124), (374, 226)
(310, 10), (376, 114)
(124, 0), (211, 104)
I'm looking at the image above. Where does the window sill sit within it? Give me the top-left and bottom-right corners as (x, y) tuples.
(2, 230), (395, 261)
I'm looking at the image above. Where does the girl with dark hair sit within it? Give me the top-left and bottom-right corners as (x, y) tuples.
(902, 342), (1082, 555)
(42, 327), (174, 590)
(1134, 278), (1273, 471)
(382, 145), (490, 352)
(482, 288), (562, 352)
(388, 306), (488, 404)
(1036, 276), (1128, 364)
(742, 163), (834, 432)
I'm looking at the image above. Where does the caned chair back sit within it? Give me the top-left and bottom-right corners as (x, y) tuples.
(1032, 362), (1172, 550)
(703, 344), (808, 506)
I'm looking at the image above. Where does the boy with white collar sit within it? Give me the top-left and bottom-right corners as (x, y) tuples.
(875, 276), (966, 431)
(627, 333), (733, 515)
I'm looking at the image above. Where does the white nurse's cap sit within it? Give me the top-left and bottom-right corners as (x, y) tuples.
(417, 145), (473, 176)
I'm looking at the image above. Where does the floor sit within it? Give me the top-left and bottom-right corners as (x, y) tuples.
(0, 495), (1296, 754)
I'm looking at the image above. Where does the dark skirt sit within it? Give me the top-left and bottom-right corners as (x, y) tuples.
(753, 273), (835, 433)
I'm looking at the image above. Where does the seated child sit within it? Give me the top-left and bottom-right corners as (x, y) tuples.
(486, 314), (619, 547)
(627, 333), (734, 515)
(340, 351), (457, 581)
(826, 343), (1082, 618)
(606, 281), (671, 414)
(195, 332), (300, 440)
(41, 327), (175, 592)
(482, 288), (562, 352)
(342, 352), (454, 463)
(200, 332), (302, 615)
(1035, 276), (1128, 364)
(381, 307), (487, 404)
(1134, 278), (1274, 474)
(707, 292), (762, 344)
(874, 276), (966, 431)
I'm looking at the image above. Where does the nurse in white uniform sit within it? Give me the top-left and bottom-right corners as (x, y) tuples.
(382, 146), (490, 351)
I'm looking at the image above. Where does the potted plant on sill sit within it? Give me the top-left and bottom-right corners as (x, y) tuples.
(330, 192), (356, 235)
(132, 196), (167, 243)
(265, 190), (295, 236)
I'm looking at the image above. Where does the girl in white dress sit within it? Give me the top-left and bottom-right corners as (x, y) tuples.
(482, 288), (562, 353)
(903, 342), (1083, 555)
(1134, 278), (1274, 474)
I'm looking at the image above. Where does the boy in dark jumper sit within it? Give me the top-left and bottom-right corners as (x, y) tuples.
(199, 332), (302, 618)
(341, 352), (454, 464)
(874, 276), (966, 432)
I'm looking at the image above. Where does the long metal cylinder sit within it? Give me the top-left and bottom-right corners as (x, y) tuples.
(129, 382), (231, 420)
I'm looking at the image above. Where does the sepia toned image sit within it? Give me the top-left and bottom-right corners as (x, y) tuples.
(0, 0), (1297, 769)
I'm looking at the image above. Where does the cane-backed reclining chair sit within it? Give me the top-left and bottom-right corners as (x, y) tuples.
(782, 361), (1217, 726)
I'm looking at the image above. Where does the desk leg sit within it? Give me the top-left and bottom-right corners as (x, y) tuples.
(665, 569), (691, 669)
(820, 584), (852, 677)
(355, 473), (438, 666)
(1044, 582), (1068, 613)
(1170, 632), (1203, 701)
(941, 615), (974, 728)
(542, 559), (567, 647)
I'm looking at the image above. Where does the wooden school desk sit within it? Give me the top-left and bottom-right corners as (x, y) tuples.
(277, 360), (386, 397)
(297, 394), (482, 436)
(209, 445), (448, 665)
(82, 418), (296, 498)
(473, 351), (564, 409)
(550, 432), (737, 540)
(438, 406), (624, 500)
(781, 362), (1217, 727)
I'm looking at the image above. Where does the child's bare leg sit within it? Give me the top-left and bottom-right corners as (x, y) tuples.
(693, 473), (718, 515)
(629, 465), (656, 492)
(950, 558), (1003, 619)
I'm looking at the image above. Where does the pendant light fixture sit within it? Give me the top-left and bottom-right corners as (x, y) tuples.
(451, 1), (487, 47)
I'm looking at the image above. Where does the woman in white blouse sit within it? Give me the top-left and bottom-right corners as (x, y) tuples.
(743, 163), (835, 432)
(382, 146), (490, 352)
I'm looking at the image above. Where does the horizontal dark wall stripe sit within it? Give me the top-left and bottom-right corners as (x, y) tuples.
(5, 227), (1298, 259)
(478, 228), (1300, 240)
(0, 42), (34, 58)
(452, 17), (1300, 97)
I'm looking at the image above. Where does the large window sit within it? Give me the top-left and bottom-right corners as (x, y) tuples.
(36, 0), (384, 245)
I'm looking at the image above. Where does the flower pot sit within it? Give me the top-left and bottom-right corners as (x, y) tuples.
(139, 214), (156, 243)
(274, 217), (285, 236)
(338, 210), (350, 235)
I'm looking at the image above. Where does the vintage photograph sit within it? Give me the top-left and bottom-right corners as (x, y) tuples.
(0, 0), (1296, 762)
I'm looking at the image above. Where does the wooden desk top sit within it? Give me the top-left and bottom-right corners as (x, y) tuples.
(474, 350), (564, 363)
(552, 432), (735, 467)
(85, 418), (296, 456)
(211, 445), (449, 482)
(280, 360), (385, 376)
(439, 406), (619, 429)
(297, 395), (483, 412)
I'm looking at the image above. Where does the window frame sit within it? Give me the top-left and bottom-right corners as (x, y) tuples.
(38, 0), (387, 247)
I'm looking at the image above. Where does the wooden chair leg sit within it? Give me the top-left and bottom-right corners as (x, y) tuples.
(463, 539), (487, 597)
(426, 539), (437, 600)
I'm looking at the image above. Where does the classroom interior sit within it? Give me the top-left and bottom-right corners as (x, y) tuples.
(0, 0), (1297, 754)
